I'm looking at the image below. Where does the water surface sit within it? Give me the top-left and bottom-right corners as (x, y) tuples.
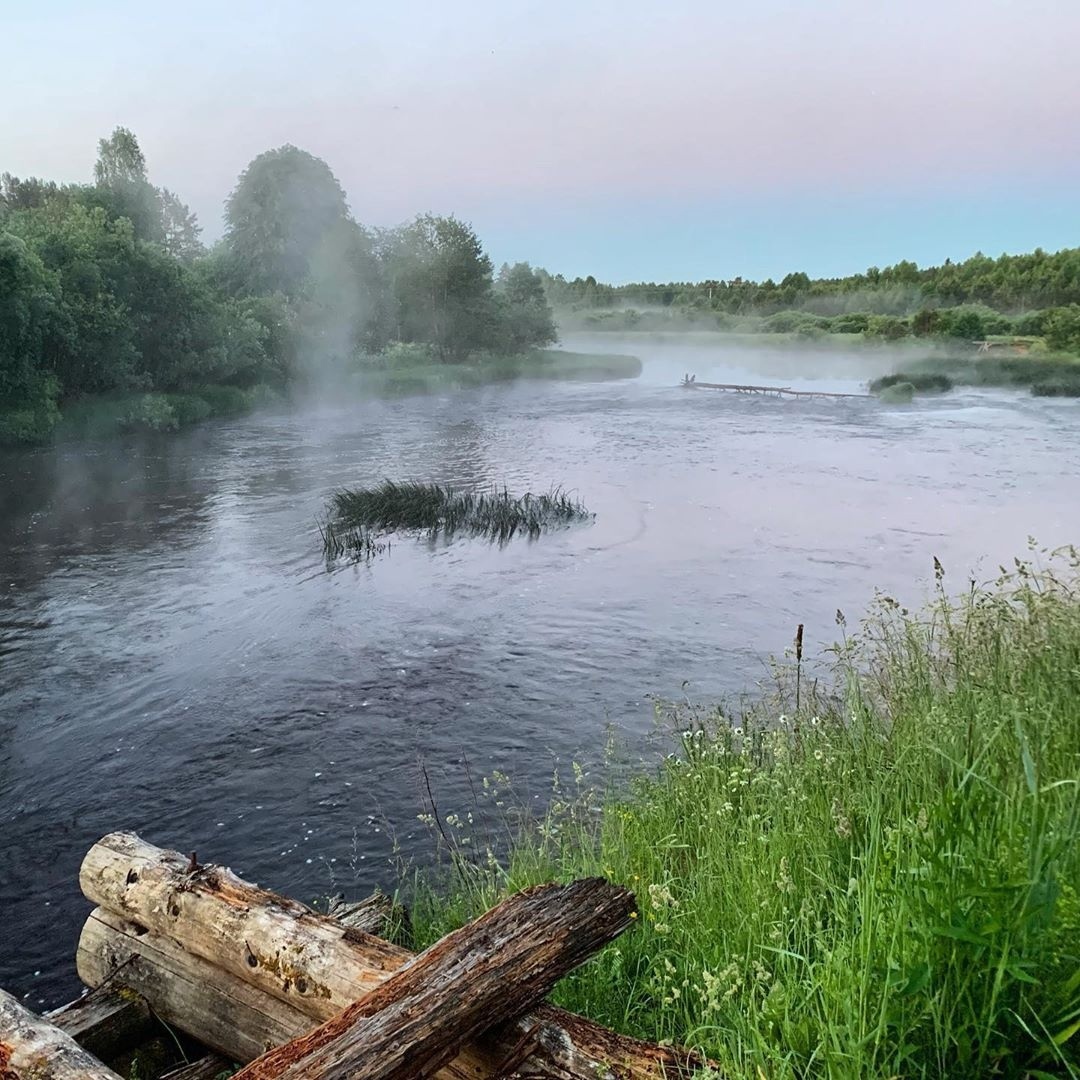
(2, 337), (1078, 1005)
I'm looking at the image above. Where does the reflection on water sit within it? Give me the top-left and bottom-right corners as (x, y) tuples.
(1, 338), (1078, 1005)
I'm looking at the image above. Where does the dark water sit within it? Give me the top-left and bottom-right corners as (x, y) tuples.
(2, 338), (1078, 1006)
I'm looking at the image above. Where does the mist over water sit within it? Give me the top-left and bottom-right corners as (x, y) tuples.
(2, 336), (1079, 1006)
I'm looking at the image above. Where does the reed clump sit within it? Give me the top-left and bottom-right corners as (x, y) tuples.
(324, 480), (591, 553)
(412, 548), (1080, 1079)
(869, 372), (954, 394)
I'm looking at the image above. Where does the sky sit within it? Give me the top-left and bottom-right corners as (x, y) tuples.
(4, 0), (1080, 283)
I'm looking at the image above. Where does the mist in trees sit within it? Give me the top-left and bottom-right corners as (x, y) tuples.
(1, 130), (561, 442)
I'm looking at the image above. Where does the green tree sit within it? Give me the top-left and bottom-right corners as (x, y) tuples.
(223, 145), (353, 297)
(0, 232), (68, 440)
(160, 189), (204, 263)
(90, 127), (164, 244)
(495, 262), (557, 351)
(383, 214), (498, 360)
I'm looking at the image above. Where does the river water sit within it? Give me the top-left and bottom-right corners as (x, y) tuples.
(2, 336), (1078, 1006)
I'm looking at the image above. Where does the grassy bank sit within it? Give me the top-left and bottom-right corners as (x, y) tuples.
(355, 347), (642, 396)
(877, 354), (1080, 398)
(411, 550), (1080, 1078)
(0, 384), (278, 445)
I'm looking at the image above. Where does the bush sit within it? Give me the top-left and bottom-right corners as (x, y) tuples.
(869, 372), (953, 394)
(878, 380), (915, 403)
(166, 393), (213, 425)
(119, 393), (178, 432)
(1031, 372), (1080, 397)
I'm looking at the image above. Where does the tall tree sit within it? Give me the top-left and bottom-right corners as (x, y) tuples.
(495, 262), (557, 350)
(383, 214), (497, 360)
(223, 145), (353, 298)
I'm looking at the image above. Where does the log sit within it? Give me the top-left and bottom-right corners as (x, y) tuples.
(46, 984), (155, 1059)
(80, 832), (705, 1078)
(0, 987), (121, 1080)
(235, 879), (634, 1080)
(78, 906), (311, 1062)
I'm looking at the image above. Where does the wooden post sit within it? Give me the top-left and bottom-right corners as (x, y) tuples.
(0, 988), (121, 1080)
(234, 878), (634, 1080)
(79, 832), (707, 1078)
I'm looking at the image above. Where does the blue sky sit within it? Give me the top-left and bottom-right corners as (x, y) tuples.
(4, 0), (1079, 282)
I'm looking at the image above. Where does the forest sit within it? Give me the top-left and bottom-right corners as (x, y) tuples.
(0, 129), (556, 443)
(545, 251), (1080, 349)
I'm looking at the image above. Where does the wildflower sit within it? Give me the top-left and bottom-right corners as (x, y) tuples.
(776, 857), (795, 894)
(814, 749), (824, 761)
(832, 798), (852, 839)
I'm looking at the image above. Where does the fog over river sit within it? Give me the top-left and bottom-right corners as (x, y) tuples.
(2, 336), (1078, 1004)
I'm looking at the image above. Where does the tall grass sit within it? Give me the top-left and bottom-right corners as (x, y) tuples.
(411, 550), (1080, 1078)
(326, 481), (591, 546)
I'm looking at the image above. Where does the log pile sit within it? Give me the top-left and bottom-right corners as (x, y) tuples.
(0, 832), (706, 1079)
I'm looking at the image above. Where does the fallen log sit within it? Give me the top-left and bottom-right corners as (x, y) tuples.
(78, 906), (311, 1061)
(80, 832), (703, 1078)
(0, 987), (121, 1080)
(235, 878), (634, 1080)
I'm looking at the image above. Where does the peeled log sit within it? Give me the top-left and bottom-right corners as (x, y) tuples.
(77, 906), (312, 1062)
(80, 832), (702, 1078)
(236, 879), (634, 1080)
(0, 988), (121, 1080)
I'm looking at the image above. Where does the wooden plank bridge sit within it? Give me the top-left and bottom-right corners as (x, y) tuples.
(681, 374), (870, 400)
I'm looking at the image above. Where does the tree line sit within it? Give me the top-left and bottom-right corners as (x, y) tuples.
(542, 249), (1080, 353)
(1, 130), (556, 442)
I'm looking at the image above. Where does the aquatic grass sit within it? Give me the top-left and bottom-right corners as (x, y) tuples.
(318, 518), (387, 564)
(326, 480), (592, 547)
(410, 547), (1080, 1079)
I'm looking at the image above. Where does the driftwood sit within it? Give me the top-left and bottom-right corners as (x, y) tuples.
(160, 1055), (233, 1080)
(80, 832), (704, 1078)
(0, 987), (122, 1080)
(235, 879), (634, 1080)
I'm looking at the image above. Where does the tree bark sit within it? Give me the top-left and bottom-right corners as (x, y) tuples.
(0, 988), (121, 1080)
(79, 832), (706, 1078)
(234, 879), (634, 1080)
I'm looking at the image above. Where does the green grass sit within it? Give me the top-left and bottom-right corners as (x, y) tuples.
(356, 348), (642, 396)
(323, 480), (591, 554)
(52, 384), (277, 441)
(410, 549), (1080, 1078)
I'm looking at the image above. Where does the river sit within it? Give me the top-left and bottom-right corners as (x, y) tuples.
(2, 335), (1078, 1006)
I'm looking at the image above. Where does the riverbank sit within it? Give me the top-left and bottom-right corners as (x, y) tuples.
(410, 549), (1080, 1079)
(0, 349), (642, 446)
(353, 347), (642, 396)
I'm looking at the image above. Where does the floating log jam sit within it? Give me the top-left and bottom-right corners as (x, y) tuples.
(21, 833), (708, 1080)
(681, 373), (870, 399)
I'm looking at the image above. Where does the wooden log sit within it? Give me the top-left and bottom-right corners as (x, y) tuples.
(327, 891), (410, 944)
(46, 985), (155, 1060)
(79, 832), (705, 1078)
(235, 878), (635, 1080)
(0, 987), (121, 1080)
(78, 906), (311, 1062)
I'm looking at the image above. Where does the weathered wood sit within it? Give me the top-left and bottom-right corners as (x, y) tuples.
(46, 984), (155, 1060)
(80, 832), (705, 1078)
(78, 906), (310, 1062)
(0, 987), (121, 1080)
(327, 891), (410, 943)
(235, 878), (635, 1080)
(160, 1054), (233, 1080)
(682, 376), (870, 399)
